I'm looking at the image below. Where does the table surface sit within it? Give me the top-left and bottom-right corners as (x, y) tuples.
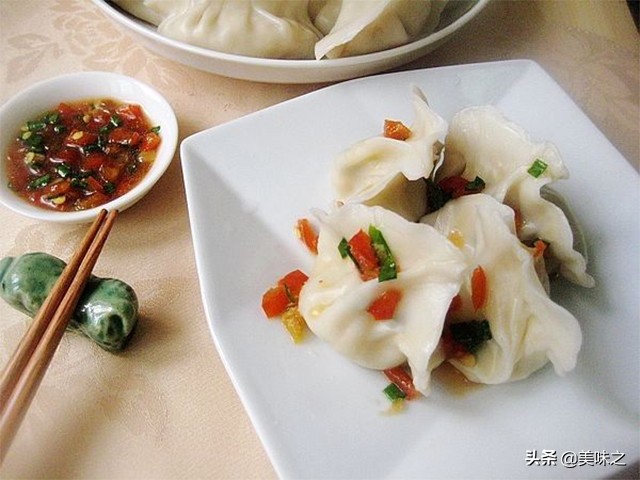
(0, 1), (638, 478)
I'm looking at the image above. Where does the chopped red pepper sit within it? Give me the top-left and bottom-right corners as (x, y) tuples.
(383, 366), (419, 400)
(471, 266), (488, 311)
(278, 269), (309, 301)
(367, 289), (403, 321)
(140, 131), (161, 151)
(261, 285), (290, 318)
(296, 218), (318, 254)
(383, 120), (412, 140)
(532, 239), (548, 258)
(262, 269), (309, 318)
(348, 229), (380, 281)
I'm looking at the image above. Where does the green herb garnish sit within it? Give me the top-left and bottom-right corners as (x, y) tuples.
(338, 238), (350, 259)
(55, 164), (71, 178)
(368, 225), (397, 282)
(465, 176), (486, 193)
(27, 174), (51, 190)
(527, 158), (548, 178)
(383, 383), (406, 401)
(103, 182), (116, 195)
(150, 125), (161, 133)
(449, 320), (492, 354)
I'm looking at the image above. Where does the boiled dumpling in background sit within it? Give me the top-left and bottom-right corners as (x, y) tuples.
(298, 203), (466, 395)
(313, 0), (448, 59)
(114, 0), (322, 59)
(331, 86), (447, 221)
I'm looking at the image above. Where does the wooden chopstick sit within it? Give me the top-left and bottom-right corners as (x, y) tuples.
(0, 209), (118, 463)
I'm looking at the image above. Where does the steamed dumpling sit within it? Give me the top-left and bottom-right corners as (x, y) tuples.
(314, 0), (448, 59)
(436, 106), (594, 288)
(331, 86), (447, 221)
(423, 194), (582, 384)
(298, 204), (466, 395)
(116, 0), (322, 59)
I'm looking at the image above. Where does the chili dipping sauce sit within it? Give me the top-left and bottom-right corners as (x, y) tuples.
(5, 98), (161, 211)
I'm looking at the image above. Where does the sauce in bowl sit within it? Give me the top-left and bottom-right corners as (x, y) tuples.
(5, 99), (161, 211)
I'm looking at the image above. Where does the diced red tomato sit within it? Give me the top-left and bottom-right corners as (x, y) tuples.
(41, 179), (71, 198)
(99, 159), (124, 183)
(108, 127), (141, 146)
(65, 130), (98, 148)
(83, 152), (107, 171)
(85, 175), (103, 193)
(57, 102), (81, 122)
(383, 119), (412, 140)
(140, 131), (161, 151)
(278, 269), (309, 301)
(471, 266), (488, 311)
(348, 229), (380, 281)
(49, 147), (82, 166)
(367, 289), (403, 321)
(74, 191), (109, 210)
(383, 366), (419, 400)
(261, 285), (290, 318)
(296, 218), (318, 254)
(438, 176), (469, 199)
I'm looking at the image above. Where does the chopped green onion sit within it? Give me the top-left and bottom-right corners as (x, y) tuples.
(103, 182), (116, 194)
(383, 383), (406, 401)
(449, 320), (492, 354)
(110, 115), (123, 127)
(55, 164), (71, 178)
(26, 120), (47, 132)
(45, 111), (60, 124)
(53, 124), (66, 134)
(27, 174), (51, 190)
(70, 177), (88, 190)
(527, 158), (548, 178)
(465, 176), (486, 193)
(338, 238), (350, 259)
(426, 179), (449, 212)
(150, 125), (161, 133)
(84, 143), (102, 154)
(368, 225), (397, 282)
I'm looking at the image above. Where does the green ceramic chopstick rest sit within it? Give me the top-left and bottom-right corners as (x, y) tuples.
(0, 252), (138, 351)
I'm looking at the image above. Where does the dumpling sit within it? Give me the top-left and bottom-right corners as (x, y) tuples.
(331, 86), (447, 221)
(298, 203), (466, 395)
(314, 0), (448, 59)
(115, 0), (322, 59)
(112, 0), (186, 26)
(423, 194), (582, 384)
(436, 106), (595, 288)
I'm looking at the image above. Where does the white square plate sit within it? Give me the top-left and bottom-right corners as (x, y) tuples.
(181, 60), (639, 479)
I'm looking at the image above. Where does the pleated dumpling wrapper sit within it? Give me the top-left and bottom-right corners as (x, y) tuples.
(298, 203), (466, 396)
(313, 0), (448, 59)
(436, 105), (594, 288)
(331, 86), (447, 221)
(423, 194), (582, 384)
(114, 0), (322, 59)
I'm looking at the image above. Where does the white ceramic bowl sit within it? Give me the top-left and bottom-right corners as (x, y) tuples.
(91, 0), (489, 84)
(0, 71), (178, 224)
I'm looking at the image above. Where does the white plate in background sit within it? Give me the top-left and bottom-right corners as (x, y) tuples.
(181, 60), (639, 479)
(91, 0), (489, 84)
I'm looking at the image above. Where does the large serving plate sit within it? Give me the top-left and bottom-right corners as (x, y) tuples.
(91, 0), (488, 84)
(181, 60), (639, 479)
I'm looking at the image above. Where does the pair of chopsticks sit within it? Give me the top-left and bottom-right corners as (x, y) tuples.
(0, 209), (118, 464)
